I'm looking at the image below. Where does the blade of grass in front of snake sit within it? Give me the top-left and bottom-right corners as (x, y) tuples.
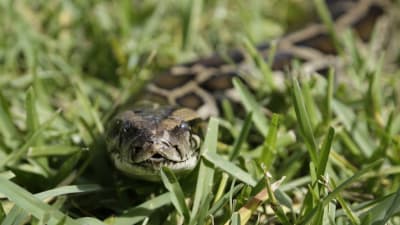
(203, 151), (257, 187)
(2, 184), (102, 225)
(230, 212), (240, 225)
(105, 193), (172, 225)
(1, 206), (26, 225)
(161, 167), (191, 222)
(0, 177), (84, 225)
(190, 117), (218, 224)
(0, 171), (15, 180)
(28, 145), (81, 157)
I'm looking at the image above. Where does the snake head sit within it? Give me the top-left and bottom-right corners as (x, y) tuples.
(106, 105), (202, 181)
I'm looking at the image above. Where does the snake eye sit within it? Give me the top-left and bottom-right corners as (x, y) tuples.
(190, 134), (201, 149)
(122, 121), (132, 133)
(107, 119), (122, 139)
(179, 122), (190, 131)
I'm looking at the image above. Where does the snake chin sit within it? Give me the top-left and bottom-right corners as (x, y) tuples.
(111, 152), (199, 182)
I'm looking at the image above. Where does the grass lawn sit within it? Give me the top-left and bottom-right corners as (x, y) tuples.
(0, 0), (400, 224)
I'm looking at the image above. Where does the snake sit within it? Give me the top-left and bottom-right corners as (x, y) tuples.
(105, 0), (389, 181)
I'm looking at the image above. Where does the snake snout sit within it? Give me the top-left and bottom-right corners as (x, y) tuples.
(149, 140), (182, 162)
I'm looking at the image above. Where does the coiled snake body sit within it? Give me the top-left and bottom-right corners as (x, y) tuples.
(105, 0), (388, 181)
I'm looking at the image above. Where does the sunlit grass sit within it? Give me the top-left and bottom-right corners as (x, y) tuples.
(0, 0), (400, 225)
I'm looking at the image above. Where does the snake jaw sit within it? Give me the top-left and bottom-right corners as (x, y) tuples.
(110, 148), (199, 182)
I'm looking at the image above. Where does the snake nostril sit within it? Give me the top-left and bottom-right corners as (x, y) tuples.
(161, 140), (170, 147)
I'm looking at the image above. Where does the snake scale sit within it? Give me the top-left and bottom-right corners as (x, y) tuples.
(105, 0), (389, 181)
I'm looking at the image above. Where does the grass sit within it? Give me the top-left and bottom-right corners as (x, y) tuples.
(1, 0), (400, 224)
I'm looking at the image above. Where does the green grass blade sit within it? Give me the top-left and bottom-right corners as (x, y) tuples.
(323, 160), (382, 205)
(367, 55), (384, 120)
(0, 201), (4, 220)
(233, 77), (269, 136)
(209, 184), (244, 215)
(27, 146), (81, 157)
(260, 113), (281, 169)
(0, 91), (19, 140)
(300, 160), (382, 225)
(329, 179), (360, 225)
(25, 87), (40, 136)
(0, 177), (83, 225)
(313, 0), (341, 54)
(323, 68), (334, 125)
(291, 77), (318, 165)
(203, 151), (257, 187)
(0, 171), (15, 180)
(229, 112), (253, 160)
(241, 36), (275, 91)
(1, 206), (26, 225)
(160, 167), (190, 221)
(191, 192), (213, 225)
(0, 109), (61, 168)
(35, 185), (101, 200)
(181, 0), (203, 50)
(316, 127), (335, 178)
(301, 81), (321, 128)
(230, 212), (240, 225)
(75, 217), (107, 225)
(190, 117), (218, 223)
(361, 190), (400, 225)
(332, 99), (355, 130)
(74, 79), (104, 134)
(105, 193), (171, 225)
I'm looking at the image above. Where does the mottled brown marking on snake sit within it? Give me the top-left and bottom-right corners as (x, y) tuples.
(294, 33), (337, 54)
(171, 108), (199, 121)
(176, 93), (204, 109)
(200, 72), (236, 91)
(270, 53), (297, 71)
(182, 49), (245, 68)
(353, 4), (385, 41)
(153, 73), (195, 90)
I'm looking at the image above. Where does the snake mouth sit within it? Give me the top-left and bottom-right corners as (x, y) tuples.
(145, 153), (166, 162)
(111, 151), (198, 181)
(134, 151), (198, 168)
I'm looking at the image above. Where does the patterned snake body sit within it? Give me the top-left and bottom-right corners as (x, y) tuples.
(106, 0), (389, 181)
